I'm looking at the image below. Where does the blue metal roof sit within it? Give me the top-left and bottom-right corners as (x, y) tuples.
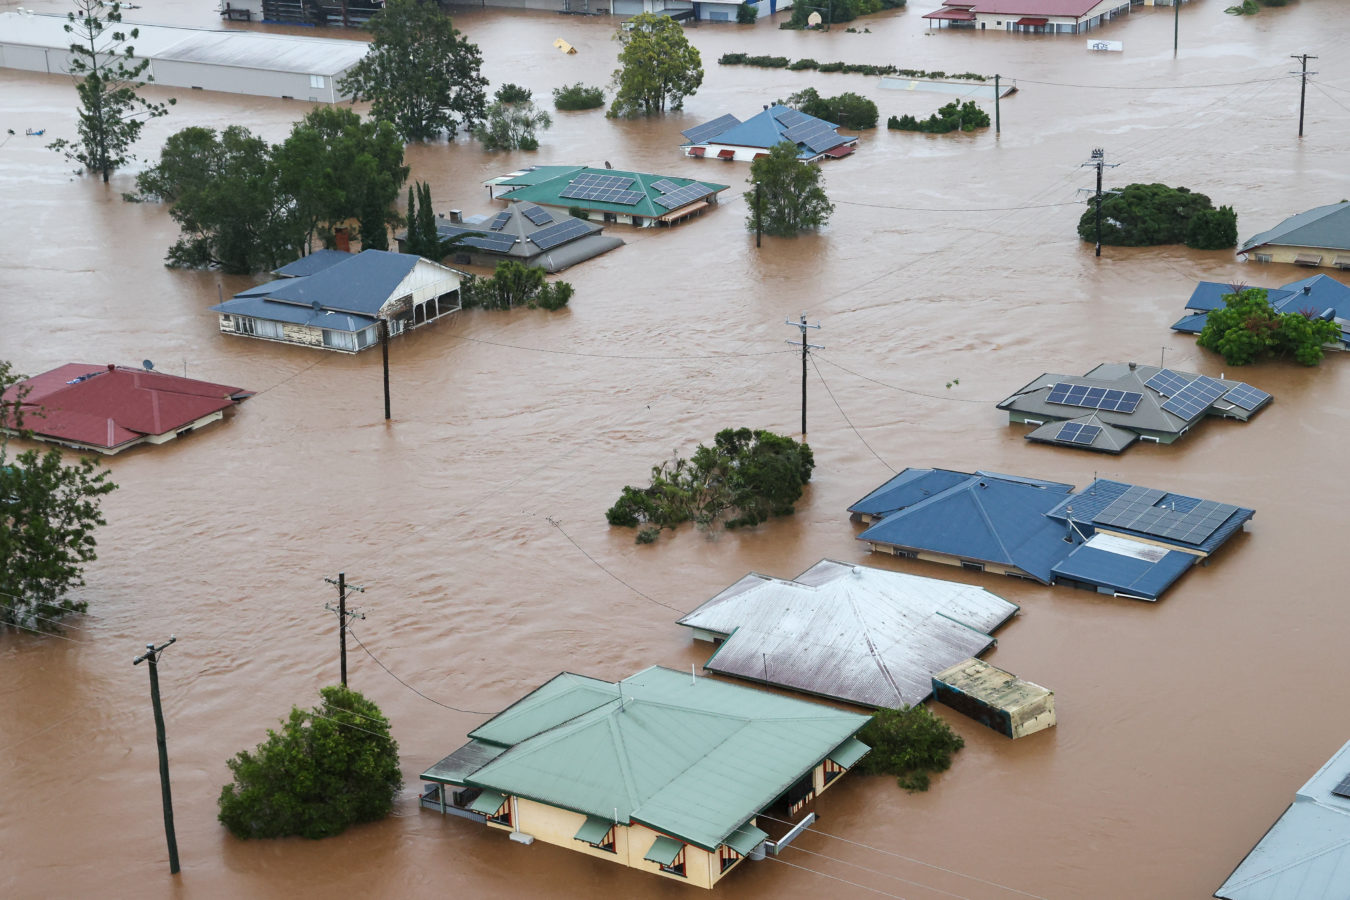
(272, 249), (353, 278)
(1175, 276), (1349, 343)
(684, 106), (848, 159)
(1046, 479), (1254, 555)
(848, 467), (972, 517)
(209, 295), (377, 333)
(1051, 543), (1196, 601)
(260, 249), (420, 315)
(1171, 311), (1208, 334)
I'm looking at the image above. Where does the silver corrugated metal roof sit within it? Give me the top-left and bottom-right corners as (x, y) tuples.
(678, 559), (1018, 709)
(155, 30), (368, 75)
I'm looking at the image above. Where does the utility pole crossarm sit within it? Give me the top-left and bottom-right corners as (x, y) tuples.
(324, 573), (366, 687)
(1081, 148), (1120, 258)
(1290, 54), (1318, 138)
(785, 315), (823, 437)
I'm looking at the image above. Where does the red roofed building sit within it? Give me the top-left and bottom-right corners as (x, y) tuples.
(2, 364), (252, 455)
(923, 0), (1132, 33)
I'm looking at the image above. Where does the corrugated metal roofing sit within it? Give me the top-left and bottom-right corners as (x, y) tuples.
(1026, 414), (1137, 453)
(678, 559), (1018, 708)
(490, 167), (728, 219)
(1215, 738), (1350, 900)
(153, 29), (368, 75)
(260, 249), (418, 315)
(1045, 479), (1255, 555)
(422, 739), (506, 785)
(452, 666), (868, 851)
(272, 249), (353, 278)
(209, 295), (378, 332)
(682, 105), (854, 160)
(847, 467), (973, 518)
(1240, 201), (1350, 253)
(644, 835), (684, 865)
(1174, 275), (1350, 347)
(421, 200), (623, 272)
(1050, 539), (1196, 600)
(928, 0), (1110, 14)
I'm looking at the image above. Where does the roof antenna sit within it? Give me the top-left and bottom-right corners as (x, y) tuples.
(691, 663), (696, 686)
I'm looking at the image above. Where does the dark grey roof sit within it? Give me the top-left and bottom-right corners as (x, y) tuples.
(272, 249), (353, 278)
(1241, 201), (1350, 253)
(1026, 414), (1137, 454)
(209, 295), (376, 333)
(261, 250), (419, 315)
(427, 201), (623, 273)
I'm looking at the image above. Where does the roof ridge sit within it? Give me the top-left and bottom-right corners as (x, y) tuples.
(842, 585), (905, 705)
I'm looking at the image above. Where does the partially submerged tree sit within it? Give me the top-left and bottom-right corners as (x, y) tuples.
(1197, 287), (1341, 366)
(218, 685), (402, 840)
(49, 0), (173, 182)
(1077, 183), (1237, 250)
(888, 100), (990, 134)
(608, 13), (703, 118)
(782, 87), (878, 129)
(462, 260), (572, 310)
(553, 83), (605, 111)
(746, 141), (834, 237)
(337, 0), (488, 142)
(474, 87), (553, 151)
(1, 361), (117, 633)
(854, 705), (964, 792)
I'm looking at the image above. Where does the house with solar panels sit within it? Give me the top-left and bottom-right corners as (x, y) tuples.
(484, 166), (728, 228)
(1172, 274), (1350, 350)
(419, 666), (869, 889)
(1239, 200), (1350, 269)
(1215, 737), (1350, 900)
(997, 362), (1271, 453)
(850, 469), (1254, 601)
(396, 200), (624, 273)
(209, 249), (463, 352)
(680, 107), (857, 163)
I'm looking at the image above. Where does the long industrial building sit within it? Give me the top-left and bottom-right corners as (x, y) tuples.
(0, 11), (367, 102)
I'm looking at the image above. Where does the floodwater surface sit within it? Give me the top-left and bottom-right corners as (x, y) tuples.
(3, 1), (1350, 898)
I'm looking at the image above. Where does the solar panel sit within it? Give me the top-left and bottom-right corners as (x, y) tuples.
(529, 217), (591, 251)
(1045, 383), (1143, 414)
(1094, 485), (1238, 545)
(1056, 422), (1102, 445)
(1334, 772), (1350, 800)
(1222, 382), (1271, 411)
(773, 108), (812, 129)
(783, 120), (847, 153)
(1161, 375), (1227, 420)
(681, 113), (740, 145)
(487, 211), (511, 232)
(1144, 368), (1190, 398)
(559, 182), (644, 205)
(566, 173), (635, 190)
(520, 204), (553, 226)
(651, 179), (681, 194)
(441, 229), (515, 253)
(653, 183), (710, 211)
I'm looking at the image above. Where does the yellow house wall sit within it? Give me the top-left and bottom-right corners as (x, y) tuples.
(1251, 244), (1340, 267)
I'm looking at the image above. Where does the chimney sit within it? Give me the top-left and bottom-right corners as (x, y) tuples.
(334, 227), (351, 254)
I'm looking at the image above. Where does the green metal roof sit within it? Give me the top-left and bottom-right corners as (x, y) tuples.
(458, 666), (869, 852)
(644, 834), (685, 866)
(725, 822), (769, 856)
(468, 788), (507, 815)
(490, 167), (729, 219)
(574, 815), (613, 844)
(420, 738), (505, 785)
(829, 736), (871, 770)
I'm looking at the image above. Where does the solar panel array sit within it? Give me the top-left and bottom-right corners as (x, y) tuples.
(783, 119), (847, 153)
(1056, 422), (1102, 445)
(487, 211), (511, 232)
(1046, 383), (1143, 414)
(653, 183), (710, 210)
(1222, 382), (1271, 411)
(651, 179), (681, 194)
(1161, 375), (1227, 420)
(529, 217), (591, 251)
(1144, 368), (1190, 398)
(1095, 485), (1238, 545)
(521, 204), (553, 226)
(1333, 772), (1350, 800)
(449, 230), (515, 253)
(774, 108), (812, 129)
(560, 177), (644, 206)
(681, 113), (740, 145)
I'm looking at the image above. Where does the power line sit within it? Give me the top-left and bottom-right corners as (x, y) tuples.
(445, 333), (797, 362)
(346, 626), (497, 716)
(834, 199), (1079, 214)
(814, 354), (999, 404)
(308, 710), (399, 742)
(545, 516), (687, 614)
(768, 855), (911, 899)
(809, 355), (895, 473)
(1008, 73), (1294, 90)
(1308, 81), (1350, 116)
(783, 843), (976, 900)
(0, 618), (82, 642)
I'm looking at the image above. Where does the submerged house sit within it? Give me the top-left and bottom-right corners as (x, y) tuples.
(420, 666), (869, 889)
(997, 361), (1271, 454)
(1172, 273), (1350, 350)
(677, 559), (1018, 708)
(209, 249), (463, 353)
(397, 200), (624, 273)
(680, 107), (857, 163)
(923, 0), (1131, 33)
(0, 363), (251, 455)
(1215, 738), (1350, 899)
(1240, 201), (1350, 269)
(484, 166), (727, 228)
(851, 468), (1254, 601)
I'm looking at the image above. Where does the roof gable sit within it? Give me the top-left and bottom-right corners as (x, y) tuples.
(1241, 201), (1350, 253)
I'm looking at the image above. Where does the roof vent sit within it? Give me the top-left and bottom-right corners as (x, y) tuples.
(852, 565), (862, 575)
(978, 481), (987, 488)
(1128, 361), (1137, 369)
(107, 363), (116, 372)
(1304, 284), (1312, 294)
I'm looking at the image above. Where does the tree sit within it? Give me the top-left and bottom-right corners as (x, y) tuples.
(888, 100), (990, 134)
(218, 685), (402, 840)
(1197, 287), (1341, 366)
(48, 0), (173, 182)
(553, 83), (605, 111)
(462, 260), (573, 310)
(1186, 205), (1239, 251)
(473, 98), (552, 151)
(1076, 182), (1234, 249)
(746, 141), (834, 237)
(1, 361), (117, 633)
(853, 705), (964, 792)
(337, 0), (487, 142)
(783, 87), (878, 129)
(736, 2), (758, 24)
(608, 13), (703, 118)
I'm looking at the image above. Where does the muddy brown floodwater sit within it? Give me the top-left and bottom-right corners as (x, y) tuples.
(3, 1), (1350, 898)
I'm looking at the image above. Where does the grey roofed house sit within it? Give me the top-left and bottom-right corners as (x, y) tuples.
(396, 200), (624, 274)
(1240, 201), (1350, 268)
(678, 559), (1019, 708)
(1215, 738), (1350, 899)
(997, 361), (1271, 454)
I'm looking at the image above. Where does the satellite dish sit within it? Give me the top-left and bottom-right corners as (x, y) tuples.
(807, 10), (822, 25)
(142, 359), (155, 371)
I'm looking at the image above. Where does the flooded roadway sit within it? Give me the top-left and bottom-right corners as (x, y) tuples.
(3, 1), (1350, 897)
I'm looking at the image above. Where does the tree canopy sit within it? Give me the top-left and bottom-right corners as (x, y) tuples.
(473, 86), (552, 151)
(608, 13), (703, 118)
(48, 0), (173, 182)
(1197, 287), (1342, 366)
(462, 260), (573, 311)
(606, 428), (814, 543)
(746, 141), (835, 237)
(218, 685), (402, 840)
(1, 361), (117, 633)
(337, 0), (487, 142)
(1077, 182), (1237, 250)
(853, 705), (964, 792)
(781, 87), (878, 129)
(889, 100), (990, 134)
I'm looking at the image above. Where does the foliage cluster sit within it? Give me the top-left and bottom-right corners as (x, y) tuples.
(337, 0), (487, 142)
(553, 82), (606, 111)
(854, 705), (964, 792)
(473, 86), (552, 151)
(746, 142), (835, 237)
(461, 260), (573, 311)
(494, 83), (532, 104)
(609, 13), (703, 118)
(1197, 288), (1341, 366)
(218, 686), (402, 840)
(782, 87), (878, 129)
(404, 181), (445, 259)
(1075, 183), (1237, 250)
(888, 100), (990, 134)
(1226, 0), (1288, 13)
(134, 107), (408, 273)
(783, 0), (905, 28)
(719, 53), (981, 80)
(605, 428), (814, 543)
(736, 1), (758, 23)
(48, 0), (174, 182)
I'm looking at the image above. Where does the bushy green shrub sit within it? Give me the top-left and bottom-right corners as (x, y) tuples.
(888, 101), (988, 134)
(788, 58), (820, 70)
(462, 259), (572, 310)
(552, 82), (605, 110)
(1077, 183), (1235, 248)
(784, 87), (878, 128)
(567, 205), (590, 220)
(746, 54), (789, 67)
(719, 52), (748, 64)
(818, 61), (844, 72)
(1198, 287), (1341, 366)
(853, 705), (964, 793)
(1186, 205), (1239, 250)
(495, 83), (531, 104)
(736, 2), (758, 23)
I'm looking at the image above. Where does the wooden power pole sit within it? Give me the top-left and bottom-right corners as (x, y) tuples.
(134, 636), (180, 875)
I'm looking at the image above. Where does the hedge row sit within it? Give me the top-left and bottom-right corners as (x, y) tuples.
(718, 54), (986, 81)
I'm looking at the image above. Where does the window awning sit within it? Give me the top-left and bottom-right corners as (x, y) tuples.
(1334, 255), (1350, 269)
(574, 815), (613, 844)
(689, 146), (706, 157)
(717, 148), (736, 159)
(923, 7), (975, 20)
(658, 199), (709, 223)
(724, 822), (769, 856)
(644, 835), (684, 866)
(1295, 253), (1324, 266)
(468, 789), (507, 815)
(753, 152), (769, 160)
(828, 736), (871, 769)
(1015, 17), (1048, 25)
(824, 144), (854, 158)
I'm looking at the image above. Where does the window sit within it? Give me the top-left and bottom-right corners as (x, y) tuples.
(1254, 253), (1272, 263)
(589, 825), (617, 853)
(661, 847), (686, 877)
(893, 548), (917, 559)
(961, 561), (985, 572)
(234, 316), (256, 335)
(310, 74), (325, 89)
(255, 319), (284, 340)
(823, 757), (846, 786)
(719, 845), (741, 873)
(489, 799), (512, 826)
(786, 772), (815, 816)
(323, 329), (357, 351)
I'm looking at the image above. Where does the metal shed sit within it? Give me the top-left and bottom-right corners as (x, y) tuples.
(932, 658), (1056, 739)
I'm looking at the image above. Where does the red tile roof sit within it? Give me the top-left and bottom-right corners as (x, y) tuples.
(3, 364), (252, 452)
